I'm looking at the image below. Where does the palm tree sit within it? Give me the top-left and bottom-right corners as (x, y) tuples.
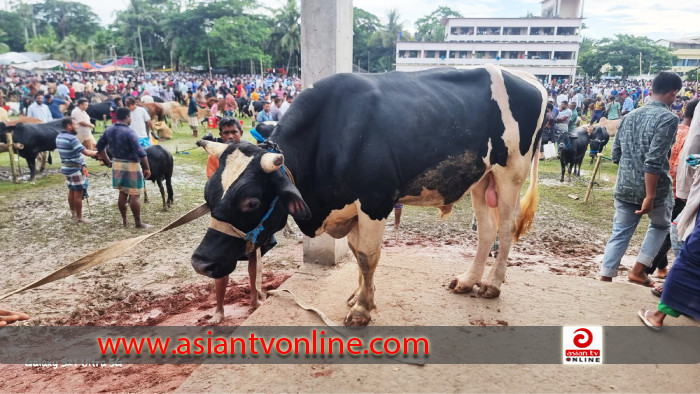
(271, 0), (301, 72)
(25, 31), (64, 59)
(367, 10), (404, 71)
(115, 0), (159, 70)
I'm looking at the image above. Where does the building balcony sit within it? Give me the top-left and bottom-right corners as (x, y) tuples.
(395, 57), (577, 67)
(445, 34), (582, 43)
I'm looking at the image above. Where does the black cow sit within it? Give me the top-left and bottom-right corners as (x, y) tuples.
(557, 127), (590, 182)
(86, 101), (113, 125)
(192, 65), (546, 326)
(144, 145), (174, 211)
(588, 126), (610, 164)
(235, 97), (250, 117)
(0, 120), (63, 180)
(247, 100), (266, 117)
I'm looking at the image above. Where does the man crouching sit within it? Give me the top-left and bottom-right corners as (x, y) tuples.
(202, 117), (275, 324)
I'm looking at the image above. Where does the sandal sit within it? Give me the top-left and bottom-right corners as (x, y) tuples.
(628, 276), (655, 288)
(637, 309), (661, 331)
(651, 286), (663, 298)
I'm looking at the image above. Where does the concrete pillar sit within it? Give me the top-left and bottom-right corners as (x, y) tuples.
(300, 0), (352, 266)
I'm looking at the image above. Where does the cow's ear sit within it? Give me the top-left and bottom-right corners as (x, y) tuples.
(197, 140), (227, 159)
(277, 183), (311, 220)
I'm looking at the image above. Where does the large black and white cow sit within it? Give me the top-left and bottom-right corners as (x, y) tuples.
(0, 120), (63, 180)
(192, 65), (546, 326)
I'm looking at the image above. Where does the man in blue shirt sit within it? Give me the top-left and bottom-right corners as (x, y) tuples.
(45, 94), (67, 120)
(56, 117), (99, 223)
(621, 93), (635, 116)
(256, 102), (273, 123)
(97, 107), (152, 229)
(56, 80), (70, 100)
(187, 90), (199, 137)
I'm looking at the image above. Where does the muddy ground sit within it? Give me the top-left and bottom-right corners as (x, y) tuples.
(0, 130), (658, 392)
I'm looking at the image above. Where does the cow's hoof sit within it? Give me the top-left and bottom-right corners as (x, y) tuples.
(477, 283), (501, 298)
(449, 278), (478, 293)
(344, 306), (371, 326)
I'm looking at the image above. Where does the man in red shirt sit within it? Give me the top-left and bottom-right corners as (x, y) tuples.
(68, 82), (76, 100)
(105, 81), (116, 94)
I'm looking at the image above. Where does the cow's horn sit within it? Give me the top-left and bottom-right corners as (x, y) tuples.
(197, 140), (228, 159)
(260, 153), (284, 173)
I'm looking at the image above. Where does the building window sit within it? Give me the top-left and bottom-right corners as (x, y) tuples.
(553, 51), (574, 60)
(503, 27), (524, 35)
(477, 27), (500, 35)
(557, 27), (576, 36)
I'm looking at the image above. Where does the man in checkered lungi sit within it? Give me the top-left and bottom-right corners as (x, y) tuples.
(55, 117), (99, 223)
(97, 107), (152, 229)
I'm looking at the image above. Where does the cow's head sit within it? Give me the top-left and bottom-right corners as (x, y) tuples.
(589, 126), (609, 158)
(556, 132), (572, 158)
(191, 140), (310, 278)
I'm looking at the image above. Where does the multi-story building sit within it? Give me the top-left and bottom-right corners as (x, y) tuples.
(395, 0), (584, 83)
(656, 37), (700, 80)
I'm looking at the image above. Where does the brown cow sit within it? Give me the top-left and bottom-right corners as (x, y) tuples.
(138, 102), (165, 122)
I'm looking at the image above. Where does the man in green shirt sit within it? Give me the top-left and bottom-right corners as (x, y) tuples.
(600, 72), (682, 286)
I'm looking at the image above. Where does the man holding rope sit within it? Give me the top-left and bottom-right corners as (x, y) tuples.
(56, 117), (100, 224)
(97, 107), (152, 229)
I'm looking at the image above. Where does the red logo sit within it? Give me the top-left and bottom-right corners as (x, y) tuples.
(573, 328), (593, 348)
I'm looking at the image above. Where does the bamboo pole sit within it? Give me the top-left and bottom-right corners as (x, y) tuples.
(6, 132), (18, 183)
(584, 153), (603, 203)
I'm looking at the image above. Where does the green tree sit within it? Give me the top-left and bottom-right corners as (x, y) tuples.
(270, 0), (301, 72)
(353, 7), (381, 71)
(577, 37), (606, 79)
(25, 30), (64, 59)
(596, 34), (676, 79)
(368, 10), (405, 72)
(0, 11), (27, 51)
(209, 15), (271, 70)
(414, 6), (462, 42)
(33, 0), (100, 40)
(686, 67), (700, 82)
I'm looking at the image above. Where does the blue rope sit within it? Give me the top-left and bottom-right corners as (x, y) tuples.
(250, 128), (265, 143)
(244, 196), (279, 244)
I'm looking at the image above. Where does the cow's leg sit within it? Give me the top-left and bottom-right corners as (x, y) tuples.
(450, 174), (498, 293)
(344, 205), (385, 326)
(156, 179), (166, 210)
(478, 175), (523, 298)
(560, 159), (565, 182)
(568, 161), (574, 182)
(26, 153), (37, 181)
(38, 151), (47, 173)
(165, 176), (174, 208)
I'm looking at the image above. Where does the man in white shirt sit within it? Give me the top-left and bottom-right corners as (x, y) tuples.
(556, 90), (568, 107)
(70, 98), (96, 149)
(26, 94), (53, 123)
(125, 97), (154, 147)
(279, 94), (293, 118)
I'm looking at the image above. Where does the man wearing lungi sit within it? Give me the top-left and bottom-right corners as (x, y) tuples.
(56, 117), (99, 223)
(97, 107), (152, 229)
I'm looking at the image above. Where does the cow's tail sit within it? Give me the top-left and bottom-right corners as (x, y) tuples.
(514, 150), (539, 242)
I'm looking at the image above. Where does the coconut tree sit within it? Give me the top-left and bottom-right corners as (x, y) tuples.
(270, 0), (300, 72)
(367, 9), (404, 71)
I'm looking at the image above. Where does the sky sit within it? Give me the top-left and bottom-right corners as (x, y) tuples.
(75, 0), (700, 41)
